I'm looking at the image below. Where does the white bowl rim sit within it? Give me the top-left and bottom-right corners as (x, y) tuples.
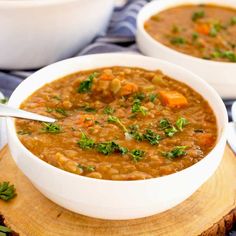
(7, 53), (228, 184)
(137, 0), (236, 66)
(0, 0), (81, 8)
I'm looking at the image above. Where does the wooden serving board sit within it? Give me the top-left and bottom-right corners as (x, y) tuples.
(0, 146), (236, 236)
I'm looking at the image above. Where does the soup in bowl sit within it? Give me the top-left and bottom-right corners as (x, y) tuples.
(7, 54), (227, 219)
(137, 0), (236, 98)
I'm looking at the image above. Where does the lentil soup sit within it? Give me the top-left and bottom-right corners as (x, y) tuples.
(144, 4), (236, 62)
(16, 67), (217, 180)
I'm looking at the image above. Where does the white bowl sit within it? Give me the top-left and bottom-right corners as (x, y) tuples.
(137, 0), (236, 99)
(7, 54), (227, 220)
(0, 0), (114, 70)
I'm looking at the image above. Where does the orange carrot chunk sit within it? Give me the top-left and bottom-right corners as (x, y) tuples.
(195, 23), (210, 35)
(197, 133), (216, 148)
(120, 83), (138, 96)
(99, 73), (113, 81)
(77, 114), (94, 127)
(159, 91), (188, 108)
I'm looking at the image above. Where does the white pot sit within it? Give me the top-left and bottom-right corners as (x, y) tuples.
(7, 54), (227, 220)
(0, 0), (114, 69)
(137, 0), (236, 99)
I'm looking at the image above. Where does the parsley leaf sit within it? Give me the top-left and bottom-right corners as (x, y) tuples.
(130, 149), (145, 162)
(96, 141), (123, 155)
(131, 99), (148, 115)
(42, 123), (62, 134)
(159, 119), (171, 130)
(211, 50), (236, 62)
(192, 32), (199, 40)
(128, 124), (143, 141)
(0, 225), (12, 233)
(84, 107), (96, 113)
(0, 98), (8, 104)
(209, 23), (221, 37)
(230, 16), (236, 25)
(143, 129), (161, 145)
(55, 108), (68, 116)
(192, 10), (205, 21)
(0, 182), (16, 201)
(164, 126), (178, 137)
(176, 117), (189, 131)
(170, 37), (186, 45)
(133, 93), (146, 101)
(107, 116), (127, 132)
(77, 132), (95, 149)
(46, 107), (53, 113)
(162, 146), (187, 159)
(77, 72), (98, 93)
(17, 130), (31, 135)
(149, 94), (157, 102)
(103, 106), (115, 115)
(78, 164), (95, 172)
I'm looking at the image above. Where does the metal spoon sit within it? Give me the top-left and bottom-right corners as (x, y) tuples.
(0, 104), (56, 123)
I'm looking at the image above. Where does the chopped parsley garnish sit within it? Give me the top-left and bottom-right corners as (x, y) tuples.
(119, 146), (129, 155)
(107, 115), (127, 132)
(84, 107), (96, 113)
(94, 120), (100, 125)
(133, 93), (146, 101)
(0, 182), (16, 201)
(103, 106), (115, 115)
(128, 124), (143, 141)
(96, 141), (126, 155)
(149, 93), (157, 102)
(0, 98), (8, 104)
(77, 164), (95, 172)
(52, 95), (61, 101)
(164, 126), (178, 137)
(55, 108), (68, 116)
(17, 130), (31, 135)
(230, 16), (236, 25)
(172, 24), (180, 33)
(192, 32), (199, 40)
(130, 149), (145, 162)
(159, 117), (188, 137)
(143, 129), (161, 145)
(159, 119), (171, 130)
(42, 122), (62, 134)
(46, 107), (53, 113)
(0, 225), (12, 234)
(162, 146), (187, 159)
(77, 132), (95, 149)
(131, 99), (148, 115)
(170, 37), (186, 45)
(209, 23), (221, 37)
(211, 50), (236, 62)
(77, 72), (98, 93)
(176, 117), (189, 131)
(192, 10), (205, 21)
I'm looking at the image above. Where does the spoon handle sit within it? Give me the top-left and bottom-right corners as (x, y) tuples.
(0, 104), (56, 123)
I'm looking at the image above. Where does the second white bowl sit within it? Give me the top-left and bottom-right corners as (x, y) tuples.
(137, 0), (236, 99)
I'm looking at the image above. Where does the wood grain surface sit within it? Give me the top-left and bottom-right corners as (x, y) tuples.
(0, 145), (236, 236)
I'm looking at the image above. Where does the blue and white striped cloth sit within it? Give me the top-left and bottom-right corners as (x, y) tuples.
(0, 0), (234, 120)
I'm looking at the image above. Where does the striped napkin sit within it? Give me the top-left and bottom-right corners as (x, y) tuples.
(0, 0), (234, 120)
